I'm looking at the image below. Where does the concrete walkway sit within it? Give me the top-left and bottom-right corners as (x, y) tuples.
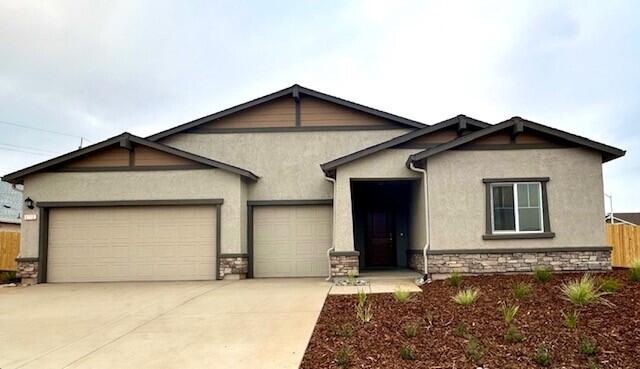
(0, 279), (331, 369)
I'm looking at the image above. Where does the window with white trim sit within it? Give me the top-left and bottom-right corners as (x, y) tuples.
(490, 182), (543, 233)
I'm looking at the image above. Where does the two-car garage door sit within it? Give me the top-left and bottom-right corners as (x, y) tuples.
(47, 206), (217, 283)
(253, 205), (332, 278)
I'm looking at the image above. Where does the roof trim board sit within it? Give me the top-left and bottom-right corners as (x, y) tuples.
(407, 117), (626, 165)
(320, 115), (490, 175)
(147, 84), (426, 141)
(2, 133), (259, 184)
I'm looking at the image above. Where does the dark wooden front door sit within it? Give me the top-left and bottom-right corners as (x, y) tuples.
(365, 210), (396, 267)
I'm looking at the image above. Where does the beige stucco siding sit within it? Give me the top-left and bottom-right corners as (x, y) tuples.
(333, 148), (422, 252)
(427, 148), (606, 250)
(20, 169), (244, 258)
(161, 130), (410, 200)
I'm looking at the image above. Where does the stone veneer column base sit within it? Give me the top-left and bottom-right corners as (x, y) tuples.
(329, 251), (359, 277)
(408, 248), (612, 275)
(219, 254), (248, 280)
(16, 258), (39, 285)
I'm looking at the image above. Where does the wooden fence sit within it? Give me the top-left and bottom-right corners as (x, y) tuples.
(0, 232), (20, 271)
(607, 224), (640, 268)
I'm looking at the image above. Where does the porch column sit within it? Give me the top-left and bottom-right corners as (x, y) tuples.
(333, 171), (355, 252)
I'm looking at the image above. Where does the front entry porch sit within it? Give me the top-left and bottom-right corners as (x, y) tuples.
(350, 180), (419, 271)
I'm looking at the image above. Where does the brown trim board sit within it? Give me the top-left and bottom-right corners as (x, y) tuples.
(246, 199), (334, 278)
(215, 204), (222, 280)
(52, 164), (209, 172)
(37, 199), (224, 208)
(188, 125), (404, 134)
(426, 246), (612, 255)
(35, 199), (223, 283)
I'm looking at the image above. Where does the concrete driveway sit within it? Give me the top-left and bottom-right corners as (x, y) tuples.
(0, 279), (330, 369)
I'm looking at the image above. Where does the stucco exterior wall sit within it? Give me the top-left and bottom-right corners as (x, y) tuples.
(333, 148), (421, 252)
(20, 169), (244, 258)
(161, 130), (410, 200)
(427, 148), (607, 250)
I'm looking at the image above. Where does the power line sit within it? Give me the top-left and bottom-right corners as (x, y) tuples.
(0, 142), (61, 155)
(0, 119), (91, 142)
(0, 146), (55, 156)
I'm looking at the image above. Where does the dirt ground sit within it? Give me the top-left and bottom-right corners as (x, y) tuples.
(301, 270), (640, 369)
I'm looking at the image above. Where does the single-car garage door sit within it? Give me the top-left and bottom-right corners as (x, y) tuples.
(47, 205), (217, 282)
(253, 205), (331, 277)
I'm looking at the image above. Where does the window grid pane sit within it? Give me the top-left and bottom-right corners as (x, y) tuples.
(491, 182), (544, 233)
(492, 185), (515, 231)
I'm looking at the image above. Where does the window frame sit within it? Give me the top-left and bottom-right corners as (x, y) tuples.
(490, 182), (543, 234)
(483, 177), (554, 240)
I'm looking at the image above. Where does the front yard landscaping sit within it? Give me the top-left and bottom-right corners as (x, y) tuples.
(301, 268), (640, 368)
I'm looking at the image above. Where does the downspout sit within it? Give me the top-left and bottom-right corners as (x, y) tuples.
(324, 174), (336, 281)
(409, 161), (432, 285)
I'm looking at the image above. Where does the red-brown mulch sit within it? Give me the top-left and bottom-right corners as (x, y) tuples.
(300, 270), (640, 369)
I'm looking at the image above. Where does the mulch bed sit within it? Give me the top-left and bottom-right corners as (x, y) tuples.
(301, 270), (640, 369)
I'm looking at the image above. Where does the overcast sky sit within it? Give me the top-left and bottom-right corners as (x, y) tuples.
(0, 1), (638, 211)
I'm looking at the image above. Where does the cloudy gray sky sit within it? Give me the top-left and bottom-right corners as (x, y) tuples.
(0, 0), (638, 211)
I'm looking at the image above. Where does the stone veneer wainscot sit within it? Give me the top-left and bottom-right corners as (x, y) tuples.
(407, 247), (612, 275)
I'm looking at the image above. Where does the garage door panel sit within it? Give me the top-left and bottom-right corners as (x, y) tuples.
(47, 206), (217, 282)
(253, 205), (331, 278)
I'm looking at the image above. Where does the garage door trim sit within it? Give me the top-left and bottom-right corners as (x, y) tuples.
(37, 199), (223, 283)
(246, 199), (332, 278)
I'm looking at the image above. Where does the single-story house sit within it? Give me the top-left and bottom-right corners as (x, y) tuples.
(2, 85), (625, 284)
(0, 181), (21, 232)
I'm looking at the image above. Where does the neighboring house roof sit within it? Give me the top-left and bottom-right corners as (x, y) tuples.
(607, 213), (640, 225)
(407, 116), (626, 165)
(147, 84), (426, 141)
(320, 114), (490, 175)
(0, 181), (21, 224)
(2, 133), (259, 184)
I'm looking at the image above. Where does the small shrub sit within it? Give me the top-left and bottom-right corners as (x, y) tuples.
(399, 345), (415, 360)
(393, 287), (412, 303)
(356, 289), (367, 305)
(334, 323), (355, 337)
(533, 268), (552, 283)
(562, 310), (579, 329)
(598, 276), (621, 293)
(453, 321), (467, 337)
(453, 288), (480, 306)
(425, 311), (434, 326)
(346, 270), (357, 286)
(0, 271), (16, 283)
(355, 289), (373, 323)
(403, 323), (418, 338)
(629, 259), (640, 282)
(578, 336), (598, 356)
(465, 335), (484, 364)
(335, 345), (351, 367)
(448, 272), (462, 287)
(504, 324), (524, 343)
(560, 274), (612, 307)
(533, 346), (551, 367)
(513, 282), (533, 299)
(501, 304), (519, 325)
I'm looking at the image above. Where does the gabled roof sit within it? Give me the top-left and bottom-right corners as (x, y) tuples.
(321, 115), (490, 175)
(2, 133), (259, 184)
(147, 84), (426, 141)
(407, 116), (626, 165)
